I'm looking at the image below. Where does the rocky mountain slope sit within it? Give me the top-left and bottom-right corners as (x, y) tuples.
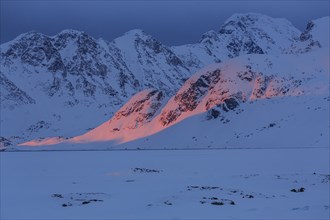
(1, 14), (329, 149)
(171, 13), (301, 71)
(27, 46), (327, 148)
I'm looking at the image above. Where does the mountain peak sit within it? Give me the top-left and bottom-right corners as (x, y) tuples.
(200, 30), (219, 40)
(225, 12), (265, 22)
(216, 13), (301, 55)
(13, 31), (47, 42)
(123, 29), (150, 38)
(0, 31), (51, 52)
(300, 16), (329, 47)
(223, 13), (287, 24)
(222, 13), (268, 28)
(220, 13), (296, 33)
(113, 29), (153, 44)
(54, 29), (89, 39)
(56, 29), (84, 35)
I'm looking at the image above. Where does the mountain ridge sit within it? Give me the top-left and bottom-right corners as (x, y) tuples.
(1, 13), (329, 149)
(21, 48), (329, 148)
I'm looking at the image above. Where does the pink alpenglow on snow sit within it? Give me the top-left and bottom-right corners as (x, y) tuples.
(19, 46), (329, 147)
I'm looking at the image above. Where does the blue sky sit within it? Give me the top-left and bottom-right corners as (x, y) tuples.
(1, 0), (329, 45)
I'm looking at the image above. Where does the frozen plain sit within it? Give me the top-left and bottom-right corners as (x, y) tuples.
(1, 148), (329, 219)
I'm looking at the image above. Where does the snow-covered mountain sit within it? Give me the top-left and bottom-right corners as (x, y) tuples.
(27, 46), (327, 149)
(171, 13), (301, 71)
(0, 29), (191, 147)
(1, 13), (329, 150)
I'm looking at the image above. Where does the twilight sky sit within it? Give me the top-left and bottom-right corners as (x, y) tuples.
(1, 0), (329, 46)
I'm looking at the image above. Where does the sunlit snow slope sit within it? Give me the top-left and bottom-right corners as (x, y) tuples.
(21, 46), (329, 149)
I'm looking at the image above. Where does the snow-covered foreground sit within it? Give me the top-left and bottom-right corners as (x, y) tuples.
(1, 148), (329, 219)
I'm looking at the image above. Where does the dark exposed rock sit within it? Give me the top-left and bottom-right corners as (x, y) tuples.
(300, 21), (314, 42)
(159, 69), (222, 126)
(211, 201), (224, 206)
(242, 194), (254, 198)
(159, 109), (181, 126)
(208, 109), (220, 119)
(224, 97), (239, 111)
(251, 74), (273, 98)
(164, 200), (172, 205)
(0, 136), (12, 148)
(27, 121), (51, 133)
(111, 90), (165, 129)
(0, 72), (36, 108)
(132, 167), (162, 173)
(268, 123), (276, 128)
(81, 199), (103, 205)
(237, 67), (255, 82)
(52, 194), (64, 198)
(291, 187), (305, 193)
(187, 186), (220, 191)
